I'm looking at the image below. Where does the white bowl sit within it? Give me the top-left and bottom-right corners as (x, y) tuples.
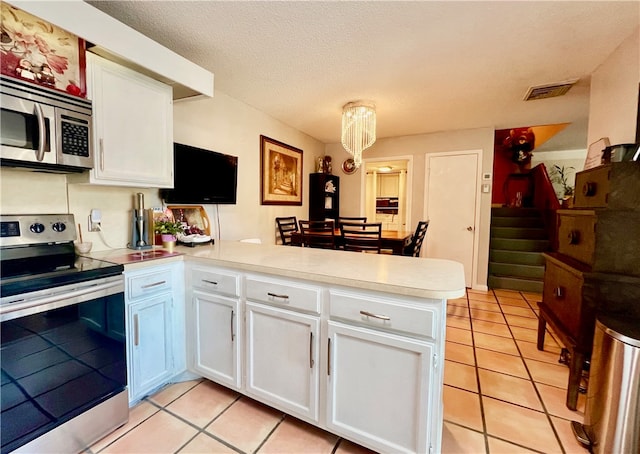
(75, 242), (92, 254)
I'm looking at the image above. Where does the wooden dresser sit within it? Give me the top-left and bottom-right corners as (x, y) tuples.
(537, 162), (640, 410)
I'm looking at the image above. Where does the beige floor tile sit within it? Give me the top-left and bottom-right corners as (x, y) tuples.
(178, 433), (237, 453)
(445, 341), (475, 366)
(469, 308), (506, 324)
(448, 297), (468, 307)
(447, 304), (469, 318)
(464, 292), (497, 303)
(334, 439), (377, 454)
(471, 320), (511, 338)
(504, 313), (539, 329)
(468, 300), (501, 313)
(483, 397), (562, 453)
(90, 401), (160, 452)
(446, 315), (471, 330)
(259, 417), (338, 453)
(101, 411), (198, 454)
(521, 292), (543, 303)
(509, 325), (539, 343)
(467, 289), (493, 296)
(497, 297), (531, 308)
(472, 332), (519, 356)
(478, 369), (543, 411)
(492, 289), (523, 298)
(475, 349), (528, 379)
(500, 304), (538, 318)
(206, 397), (283, 453)
(444, 360), (478, 392)
(536, 382), (586, 420)
(446, 326), (473, 346)
(525, 358), (570, 388)
(550, 416), (588, 454)
(148, 379), (203, 407)
(443, 385), (483, 431)
(441, 422), (486, 454)
(486, 436), (538, 453)
(517, 339), (562, 364)
(167, 380), (239, 428)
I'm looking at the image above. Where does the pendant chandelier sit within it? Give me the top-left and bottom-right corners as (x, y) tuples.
(341, 101), (376, 168)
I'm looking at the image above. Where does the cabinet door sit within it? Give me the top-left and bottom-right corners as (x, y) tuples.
(245, 302), (319, 422)
(327, 321), (433, 454)
(88, 54), (173, 187)
(191, 290), (241, 389)
(128, 294), (173, 403)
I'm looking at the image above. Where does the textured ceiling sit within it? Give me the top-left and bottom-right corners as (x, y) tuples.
(87, 1), (639, 152)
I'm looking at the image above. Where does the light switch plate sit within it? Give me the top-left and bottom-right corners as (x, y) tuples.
(482, 183), (491, 193)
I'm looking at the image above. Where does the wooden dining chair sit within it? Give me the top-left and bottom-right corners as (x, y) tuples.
(299, 220), (336, 249)
(275, 216), (300, 246)
(403, 220), (429, 257)
(337, 216), (367, 226)
(340, 222), (382, 253)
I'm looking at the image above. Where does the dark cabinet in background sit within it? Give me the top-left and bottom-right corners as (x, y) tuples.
(309, 173), (339, 221)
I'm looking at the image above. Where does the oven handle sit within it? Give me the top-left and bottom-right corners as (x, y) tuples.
(0, 278), (123, 321)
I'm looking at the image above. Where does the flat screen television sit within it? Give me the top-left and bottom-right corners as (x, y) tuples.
(160, 143), (238, 204)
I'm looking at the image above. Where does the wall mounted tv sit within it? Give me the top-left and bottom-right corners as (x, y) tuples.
(160, 143), (238, 204)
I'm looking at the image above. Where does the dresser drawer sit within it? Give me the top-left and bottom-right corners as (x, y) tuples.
(128, 267), (173, 300)
(557, 210), (596, 266)
(329, 289), (437, 339)
(245, 275), (321, 314)
(574, 163), (640, 210)
(542, 257), (585, 341)
(192, 266), (241, 297)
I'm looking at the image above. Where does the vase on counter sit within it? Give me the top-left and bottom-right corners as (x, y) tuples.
(161, 234), (177, 252)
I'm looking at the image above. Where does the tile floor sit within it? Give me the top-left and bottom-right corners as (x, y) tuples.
(89, 289), (588, 454)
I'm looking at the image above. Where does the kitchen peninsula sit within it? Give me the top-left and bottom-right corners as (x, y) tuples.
(106, 241), (465, 454)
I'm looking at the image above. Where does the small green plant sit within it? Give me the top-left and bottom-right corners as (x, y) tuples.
(550, 165), (575, 197)
(154, 217), (184, 236)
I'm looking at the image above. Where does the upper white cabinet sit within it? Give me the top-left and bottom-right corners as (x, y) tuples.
(81, 53), (173, 188)
(377, 173), (400, 197)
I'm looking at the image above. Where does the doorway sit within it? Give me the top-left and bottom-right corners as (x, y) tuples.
(361, 157), (412, 232)
(424, 150), (482, 287)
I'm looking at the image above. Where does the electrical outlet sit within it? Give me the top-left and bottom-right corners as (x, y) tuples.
(88, 208), (102, 232)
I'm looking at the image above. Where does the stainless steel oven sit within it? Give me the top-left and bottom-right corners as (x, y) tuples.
(1, 214), (128, 454)
(0, 76), (92, 172)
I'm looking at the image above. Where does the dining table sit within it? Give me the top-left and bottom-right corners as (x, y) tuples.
(290, 228), (413, 255)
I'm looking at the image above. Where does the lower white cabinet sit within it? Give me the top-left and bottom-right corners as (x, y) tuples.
(245, 301), (320, 422)
(327, 320), (434, 453)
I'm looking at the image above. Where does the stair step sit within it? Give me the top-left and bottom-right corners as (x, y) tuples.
(491, 207), (541, 217)
(490, 227), (548, 240)
(491, 216), (545, 228)
(490, 238), (550, 252)
(489, 249), (546, 266)
(488, 275), (544, 293)
(489, 262), (545, 280)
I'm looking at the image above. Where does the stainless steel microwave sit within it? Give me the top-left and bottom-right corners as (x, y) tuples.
(0, 76), (93, 172)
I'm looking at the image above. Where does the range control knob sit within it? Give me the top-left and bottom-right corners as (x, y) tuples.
(30, 223), (45, 234)
(52, 222), (66, 232)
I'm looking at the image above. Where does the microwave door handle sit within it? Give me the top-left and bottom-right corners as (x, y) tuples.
(33, 102), (46, 162)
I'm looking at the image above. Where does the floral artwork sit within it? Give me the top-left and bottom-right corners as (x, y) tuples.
(0, 3), (86, 97)
(260, 135), (303, 205)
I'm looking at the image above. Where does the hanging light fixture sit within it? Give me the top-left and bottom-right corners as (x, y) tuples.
(341, 101), (376, 168)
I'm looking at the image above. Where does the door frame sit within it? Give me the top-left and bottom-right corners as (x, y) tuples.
(424, 149), (482, 289)
(360, 155), (414, 231)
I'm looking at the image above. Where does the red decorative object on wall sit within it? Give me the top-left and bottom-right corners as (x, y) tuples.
(0, 3), (86, 98)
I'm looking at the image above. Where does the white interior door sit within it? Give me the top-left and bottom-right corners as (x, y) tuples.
(425, 151), (480, 287)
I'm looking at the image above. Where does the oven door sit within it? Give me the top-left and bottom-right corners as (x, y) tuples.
(0, 92), (56, 166)
(0, 276), (126, 453)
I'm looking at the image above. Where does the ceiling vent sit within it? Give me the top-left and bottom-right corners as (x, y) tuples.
(523, 79), (579, 101)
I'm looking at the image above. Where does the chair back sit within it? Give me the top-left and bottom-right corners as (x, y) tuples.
(299, 220), (336, 249)
(337, 216), (367, 226)
(340, 222), (382, 253)
(403, 221), (429, 257)
(276, 216), (299, 246)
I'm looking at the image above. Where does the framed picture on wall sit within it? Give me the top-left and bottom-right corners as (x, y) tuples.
(260, 135), (303, 205)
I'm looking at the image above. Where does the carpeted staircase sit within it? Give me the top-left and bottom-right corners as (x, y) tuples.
(488, 207), (550, 293)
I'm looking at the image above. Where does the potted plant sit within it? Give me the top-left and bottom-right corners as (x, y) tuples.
(550, 165), (575, 206)
(154, 216), (184, 251)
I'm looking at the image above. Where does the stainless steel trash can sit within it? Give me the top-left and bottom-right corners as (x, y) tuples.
(572, 315), (640, 454)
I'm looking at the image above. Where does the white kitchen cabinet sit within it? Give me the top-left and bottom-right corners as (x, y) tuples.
(80, 53), (173, 188)
(245, 301), (320, 423)
(377, 173), (400, 197)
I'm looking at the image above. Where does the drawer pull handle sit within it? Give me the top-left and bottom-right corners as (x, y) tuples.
(582, 182), (597, 197)
(141, 281), (166, 289)
(360, 310), (391, 321)
(203, 279), (218, 286)
(554, 286), (565, 299)
(267, 292), (289, 301)
(327, 338), (331, 376)
(568, 230), (581, 245)
(230, 310), (235, 341)
(309, 332), (314, 368)
(134, 314), (139, 346)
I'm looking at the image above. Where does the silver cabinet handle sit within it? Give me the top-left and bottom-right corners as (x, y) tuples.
(141, 281), (166, 289)
(230, 310), (235, 341)
(34, 103), (46, 161)
(267, 292), (289, 301)
(134, 314), (139, 346)
(203, 279), (218, 286)
(309, 331), (314, 368)
(327, 338), (331, 376)
(360, 310), (391, 321)
(99, 138), (105, 171)
(554, 286), (565, 298)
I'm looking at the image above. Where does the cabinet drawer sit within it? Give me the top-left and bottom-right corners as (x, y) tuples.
(245, 275), (321, 314)
(192, 267), (241, 297)
(557, 210), (596, 266)
(574, 163), (640, 210)
(542, 258), (584, 341)
(128, 268), (173, 300)
(329, 290), (437, 339)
